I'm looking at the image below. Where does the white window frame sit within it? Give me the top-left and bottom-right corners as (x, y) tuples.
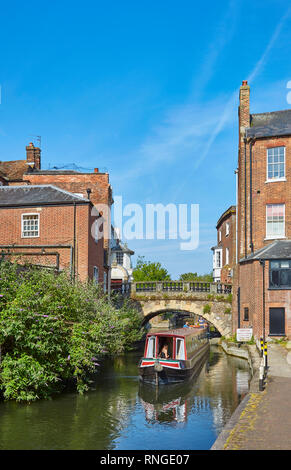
(218, 230), (221, 242)
(176, 338), (185, 360)
(146, 336), (156, 358)
(266, 147), (286, 183)
(21, 213), (40, 238)
(225, 222), (230, 236)
(266, 204), (285, 240)
(214, 248), (222, 269)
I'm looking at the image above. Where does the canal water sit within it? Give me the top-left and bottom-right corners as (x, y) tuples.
(0, 344), (251, 450)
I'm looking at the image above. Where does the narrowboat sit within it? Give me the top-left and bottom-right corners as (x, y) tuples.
(138, 327), (209, 385)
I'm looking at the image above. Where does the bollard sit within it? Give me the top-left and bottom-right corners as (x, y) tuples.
(260, 337), (264, 357)
(264, 343), (268, 371)
(259, 362), (265, 391)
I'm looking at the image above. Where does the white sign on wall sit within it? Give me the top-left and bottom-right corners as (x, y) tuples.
(236, 328), (253, 342)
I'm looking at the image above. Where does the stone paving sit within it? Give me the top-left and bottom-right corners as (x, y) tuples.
(212, 343), (291, 450)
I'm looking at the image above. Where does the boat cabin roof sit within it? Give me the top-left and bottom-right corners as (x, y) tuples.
(146, 327), (206, 339)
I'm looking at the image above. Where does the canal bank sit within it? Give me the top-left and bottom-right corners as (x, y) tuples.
(211, 342), (291, 450)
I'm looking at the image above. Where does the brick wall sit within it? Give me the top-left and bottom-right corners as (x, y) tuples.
(23, 172), (113, 246)
(235, 260), (291, 339)
(0, 204), (104, 283)
(251, 136), (291, 250)
(233, 80), (291, 339)
(216, 209), (236, 283)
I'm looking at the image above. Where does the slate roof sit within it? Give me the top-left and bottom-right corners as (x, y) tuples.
(0, 185), (90, 206)
(216, 205), (236, 230)
(111, 241), (134, 255)
(240, 240), (291, 263)
(246, 110), (291, 139)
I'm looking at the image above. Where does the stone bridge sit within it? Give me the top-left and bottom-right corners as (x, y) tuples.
(130, 281), (233, 337)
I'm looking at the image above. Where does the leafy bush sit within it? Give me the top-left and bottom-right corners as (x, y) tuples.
(207, 294), (215, 301)
(203, 304), (211, 314)
(226, 293), (233, 303)
(0, 262), (143, 401)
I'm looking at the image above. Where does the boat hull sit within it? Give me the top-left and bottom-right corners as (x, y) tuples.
(139, 341), (209, 385)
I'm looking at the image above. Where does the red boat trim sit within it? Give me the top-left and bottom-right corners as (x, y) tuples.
(159, 361), (180, 369)
(141, 360), (155, 367)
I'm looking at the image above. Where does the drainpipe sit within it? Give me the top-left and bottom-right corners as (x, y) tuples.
(73, 203), (76, 282)
(249, 139), (254, 253)
(244, 138), (247, 258)
(237, 286), (241, 329)
(259, 259), (266, 343)
(235, 169), (238, 264)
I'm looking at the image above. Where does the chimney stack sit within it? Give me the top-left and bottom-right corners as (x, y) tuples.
(239, 80), (250, 143)
(26, 142), (41, 170)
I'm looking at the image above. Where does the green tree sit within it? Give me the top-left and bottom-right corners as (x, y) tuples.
(179, 272), (198, 281)
(132, 256), (171, 281)
(0, 262), (143, 401)
(179, 272), (213, 282)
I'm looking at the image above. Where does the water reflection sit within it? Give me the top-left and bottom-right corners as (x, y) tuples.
(139, 356), (209, 424)
(0, 345), (251, 450)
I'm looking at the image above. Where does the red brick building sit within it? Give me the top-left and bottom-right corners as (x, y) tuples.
(233, 81), (291, 340)
(212, 205), (236, 284)
(0, 144), (113, 287)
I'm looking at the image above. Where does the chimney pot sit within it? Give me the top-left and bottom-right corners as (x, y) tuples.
(94, 168), (99, 173)
(242, 80), (248, 86)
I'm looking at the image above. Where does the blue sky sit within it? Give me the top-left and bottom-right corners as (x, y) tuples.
(1, 0), (291, 278)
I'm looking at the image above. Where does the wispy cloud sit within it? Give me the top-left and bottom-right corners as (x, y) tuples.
(113, 1), (239, 186)
(191, 0), (240, 98)
(193, 4), (291, 170)
(247, 5), (291, 83)
(114, 3), (291, 197)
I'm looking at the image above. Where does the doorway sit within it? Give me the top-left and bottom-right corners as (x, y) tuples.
(269, 308), (285, 336)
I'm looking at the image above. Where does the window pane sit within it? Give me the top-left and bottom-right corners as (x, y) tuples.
(267, 147), (285, 179)
(266, 204), (285, 237)
(22, 214), (39, 237)
(270, 270), (279, 287)
(280, 270), (291, 287)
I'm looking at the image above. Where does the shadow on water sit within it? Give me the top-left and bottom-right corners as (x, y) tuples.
(0, 344), (251, 450)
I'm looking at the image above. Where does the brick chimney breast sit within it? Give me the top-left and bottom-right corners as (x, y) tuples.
(26, 142), (41, 170)
(239, 80), (250, 140)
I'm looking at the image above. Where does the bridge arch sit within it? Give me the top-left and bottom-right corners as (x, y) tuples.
(137, 299), (232, 337)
